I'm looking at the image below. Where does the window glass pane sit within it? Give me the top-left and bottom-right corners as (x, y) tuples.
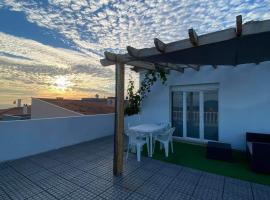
(186, 92), (200, 138)
(204, 91), (218, 141)
(172, 91), (183, 137)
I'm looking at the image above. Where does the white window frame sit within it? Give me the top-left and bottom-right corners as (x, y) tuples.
(171, 83), (219, 143)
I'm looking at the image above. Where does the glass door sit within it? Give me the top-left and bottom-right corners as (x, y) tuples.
(186, 92), (200, 139)
(171, 86), (218, 141)
(204, 91), (218, 140)
(172, 91), (183, 137)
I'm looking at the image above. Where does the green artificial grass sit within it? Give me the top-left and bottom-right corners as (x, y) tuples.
(142, 141), (270, 186)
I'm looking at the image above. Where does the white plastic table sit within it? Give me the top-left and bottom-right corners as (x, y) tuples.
(129, 123), (165, 157)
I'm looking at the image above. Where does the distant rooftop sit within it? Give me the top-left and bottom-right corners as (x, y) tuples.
(0, 106), (31, 120)
(38, 98), (115, 115)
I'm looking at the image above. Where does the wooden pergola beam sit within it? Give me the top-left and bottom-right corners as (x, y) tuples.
(126, 60), (185, 73)
(154, 38), (166, 53)
(127, 46), (139, 57)
(126, 61), (156, 70)
(113, 62), (125, 176)
(100, 19), (270, 66)
(100, 17), (270, 69)
(100, 58), (115, 66)
(188, 28), (199, 46)
(236, 15), (242, 36)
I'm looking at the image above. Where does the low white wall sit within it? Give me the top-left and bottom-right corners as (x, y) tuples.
(0, 114), (114, 162)
(137, 62), (270, 150)
(31, 98), (82, 119)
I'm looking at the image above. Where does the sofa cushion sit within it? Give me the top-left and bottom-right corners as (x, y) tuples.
(247, 142), (253, 155)
(246, 132), (270, 143)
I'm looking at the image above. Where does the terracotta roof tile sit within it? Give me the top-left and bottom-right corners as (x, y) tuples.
(39, 98), (115, 115)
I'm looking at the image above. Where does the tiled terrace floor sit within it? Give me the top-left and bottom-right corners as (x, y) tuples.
(0, 136), (270, 200)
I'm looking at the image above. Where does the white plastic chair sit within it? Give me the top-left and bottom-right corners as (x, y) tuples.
(153, 127), (175, 157)
(125, 130), (149, 162)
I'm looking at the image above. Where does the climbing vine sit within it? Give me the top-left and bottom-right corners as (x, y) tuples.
(125, 68), (168, 116)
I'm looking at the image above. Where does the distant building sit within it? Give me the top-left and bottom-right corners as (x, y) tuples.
(106, 97), (115, 106)
(31, 97), (115, 119)
(81, 97), (107, 103)
(0, 105), (31, 121)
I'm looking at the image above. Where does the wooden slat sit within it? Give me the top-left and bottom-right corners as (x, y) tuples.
(126, 61), (185, 73)
(104, 51), (117, 62)
(100, 58), (115, 66)
(126, 61), (156, 70)
(154, 38), (166, 53)
(188, 28), (199, 46)
(127, 46), (139, 57)
(236, 15), (242, 36)
(113, 62), (124, 176)
(158, 63), (185, 73)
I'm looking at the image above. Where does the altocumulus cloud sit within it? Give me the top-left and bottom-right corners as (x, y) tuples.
(3, 0), (270, 55)
(0, 32), (115, 105)
(0, 0), (270, 107)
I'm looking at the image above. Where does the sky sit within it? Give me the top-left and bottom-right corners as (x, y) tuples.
(0, 0), (270, 109)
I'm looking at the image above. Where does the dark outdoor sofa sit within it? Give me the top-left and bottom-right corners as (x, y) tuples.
(246, 132), (270, 173)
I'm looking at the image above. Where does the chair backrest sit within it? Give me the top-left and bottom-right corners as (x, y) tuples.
(157, 122), (171, 131)
(126, 130), (141, 144)
(167, 127), (175, 137)
(159, 127), (175, 141)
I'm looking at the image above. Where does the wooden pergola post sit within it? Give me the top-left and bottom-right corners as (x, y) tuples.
(113, 62), (125, 176)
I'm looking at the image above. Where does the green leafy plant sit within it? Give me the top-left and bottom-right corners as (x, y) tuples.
(125, 68), (168, 116)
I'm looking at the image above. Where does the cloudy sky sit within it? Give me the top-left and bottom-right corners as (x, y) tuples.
(0, 0), (269, 108)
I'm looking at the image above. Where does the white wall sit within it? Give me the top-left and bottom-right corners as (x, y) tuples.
(31, 98), (82, 119)
(135, 62), (270, 150)
(0, 114), (114, 162)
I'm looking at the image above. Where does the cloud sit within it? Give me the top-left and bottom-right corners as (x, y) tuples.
(0, 32), (116, 103)
(0, 0), (269, 107)
(2, 0), (270, 57)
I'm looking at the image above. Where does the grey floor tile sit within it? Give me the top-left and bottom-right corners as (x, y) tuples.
(192, 186), (223, 200)
(116, 176), (146, 191)
(45, 180), (79, 199)
(1, 136), (267, 200)
(1, 178), (43, 200)
(197, 176), (224, 191)
(136, 182), (167, 199)
(252, 183), (270, 200)
(99, 185), (131, 200)
(0, 187), (11, 200)
(58, 167), (84, 180)
(223, 193), (252, 200)
(127, 192), (154, 200)
(158, 165), (182, 177)
(28, 170), (55, 182)
(145, 173), (173, 186)
(0, 162), (10, 170)
(224, 178), (253, 200)
(169, 179), (196, 195)
(47, 163), (73, 174)
(59, 188), (98, 200)
(252, 183), (270, 192)
(26, 191), (57, 200)
(69, 172), (98, 187)
(83, 177), (113, 195)
(159, 189), (192, 200)
(35, 175), (68, 190)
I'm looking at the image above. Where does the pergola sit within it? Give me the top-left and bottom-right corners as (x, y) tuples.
(100, 15), (270, 176)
